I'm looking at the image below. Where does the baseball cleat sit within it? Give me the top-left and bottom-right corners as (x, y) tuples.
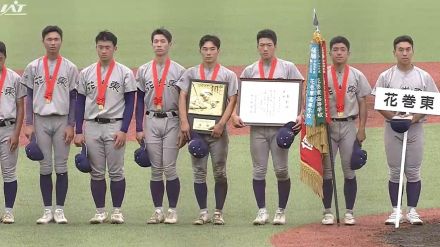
(54, 209), (68, 224)
(193, 211), (211, 225)
(1, 212), (14, 224)
(89, 211), (108, 224)
(406, 208), (423, 225)
(36, 209), (53, 224)
(385, 208), (403, 225)
(110, 208), (124, 224)
(164, 209), (178, 224)
(212, 210), (225, 225)
(344, 212), (356, 225)
(272, 208), (286, 225)
(321, 213), (335, 225)
(147, 209), (165, 224)
(253, 208), (269, 225)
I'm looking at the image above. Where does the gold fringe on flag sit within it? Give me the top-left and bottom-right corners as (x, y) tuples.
(306, 125), (329, 154)
(300, 160), (323, 198)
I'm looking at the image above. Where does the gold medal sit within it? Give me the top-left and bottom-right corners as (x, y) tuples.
(98, 104), (104, 110)
(156, 104), (162, 111)
(337, 112), (344, 117)
(45, 99), (50, 104)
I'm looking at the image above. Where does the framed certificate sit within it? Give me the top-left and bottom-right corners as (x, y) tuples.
(187, 79), (228, 133)
(238, 79), (302, 126)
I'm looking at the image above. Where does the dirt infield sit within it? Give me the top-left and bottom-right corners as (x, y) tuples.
(270, 208), (440, 247)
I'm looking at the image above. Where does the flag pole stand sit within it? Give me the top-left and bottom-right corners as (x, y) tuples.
(395, 131), (408, 228)
(326, 124), (340, 225)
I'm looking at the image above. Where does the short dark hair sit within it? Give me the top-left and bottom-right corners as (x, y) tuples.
(257, 29), (277, 45)
(330, 36), (350, 51)
(0, 41), (6, 57)
(95, 31), (117, 46)
(42, 25), (63, 40)
(151, 28), (172, 43)
(393, 35), (414, 50)
(199, 35), (221, 49)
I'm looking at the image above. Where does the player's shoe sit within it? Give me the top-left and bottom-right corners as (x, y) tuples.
(193, 211), (211, 225)
(272, 208), (286, 225)
(54, 209), (68, 224)
(89, 211), (108, 224)
(406, 208), (423, 225)
(385, 208), (403, 225)
(147, 209), (165, 224)
(164, 209), (178, 224)
(36, 209), (53, 224)
(110, 208), (124, 224)
(321, 213), (335, 225)
(344, 212), (356, 225)
(212, 210), (225, 225)
(253, 208), (269, 225)
(1, 211), (14, 224)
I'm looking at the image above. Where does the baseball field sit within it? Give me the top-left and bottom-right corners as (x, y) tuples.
(1, 0), (440, 246)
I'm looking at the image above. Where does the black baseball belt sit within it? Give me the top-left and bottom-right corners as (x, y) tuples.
(146, 111), (178, 118)
(0, 119), (16, 127)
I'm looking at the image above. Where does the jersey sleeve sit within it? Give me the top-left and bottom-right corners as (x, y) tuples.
(22, 63), (34, 89)
(423, 73), (439, 93)
(288, 63), (304, 80)
(135, 66), (146, 92)
(123, 69), (137, 93)
(76, 70), (87, 96)
(356, 71), (372, 98)
(371, 72), (387, 95)
(68, 64), (79, 91)
(15, 74), (27, 100)
(176, 69), (192, 93)
(227, 71), (239, 97)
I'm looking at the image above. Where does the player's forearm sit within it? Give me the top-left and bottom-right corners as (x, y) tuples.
(135, 89), (145, 132)
(178, 90), (189, 124)
(378, 110), (394, 121)
(358, 97), (368, 129)
(14, 97), (25, 137)
(231, 95), (239, 117)
(75, 93), (86, 134)
(120, 91), (135, 133)
(67, 90), (77, 127)
(25, 87), (33, 126)
(219, 95), (237, 125)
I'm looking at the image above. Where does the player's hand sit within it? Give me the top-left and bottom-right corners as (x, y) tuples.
(8, 133), (19, 151)
(64, 126), (74, 144)
(293, 115), (303, 133)
(210, 122), (225, 138)
(74, 134), (85, 147)
(177, 132), (187, 149)
(113, 131), (127, 149)
(24, 125), (34, 140)
(356, 128), (366, 143)
(180, 120), (191, 141)
(136, 131), (145, 145)
(231, 115), (245, 128)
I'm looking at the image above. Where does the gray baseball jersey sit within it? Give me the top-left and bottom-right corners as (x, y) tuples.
(0, 68), (26, 182)
(176, 64), (238, 183)
(77, 61), (136, 181)
(77, 62), (137, 120)
(373, 65), (438, 183)
(240, 58), (304, 181)
(136, 60), (185, 181)
(22, 57), (78, 115)
(323, 65), (371, 180)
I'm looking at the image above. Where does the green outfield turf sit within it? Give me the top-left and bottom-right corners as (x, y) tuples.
(1, 123), (439, 247)
(1, 0), (440, 69)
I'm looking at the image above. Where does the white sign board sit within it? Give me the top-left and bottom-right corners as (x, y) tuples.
(238, 79), (302, 126)
(374, 87), (440, 115)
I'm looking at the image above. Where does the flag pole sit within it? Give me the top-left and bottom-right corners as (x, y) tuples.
(313, 8), (340, 225)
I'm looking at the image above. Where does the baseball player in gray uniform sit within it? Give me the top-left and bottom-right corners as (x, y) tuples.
(177, 34), (238, 225)
(135, 28), (185, 224)
(320, 36), (371, 226)
(231, 29), (303, 225)
(0, 42), (26, 224)
(22, 26), (78, 224)
(373, 35), (438, 225)
(74, 31), (136, 224)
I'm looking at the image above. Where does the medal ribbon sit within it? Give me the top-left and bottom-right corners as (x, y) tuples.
(96, 59), (116, 108)
(0, 65), (7, 98)
(331, 64), (349, 116)
(258, 58), (277, 79)
(199, 63), (220, 80)
(43, 55), (62, 102)
(152, 58), (171, 107)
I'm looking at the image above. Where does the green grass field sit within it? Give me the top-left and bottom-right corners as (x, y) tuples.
(1, 124), (439, 247)
(2, 0), (440, 69)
